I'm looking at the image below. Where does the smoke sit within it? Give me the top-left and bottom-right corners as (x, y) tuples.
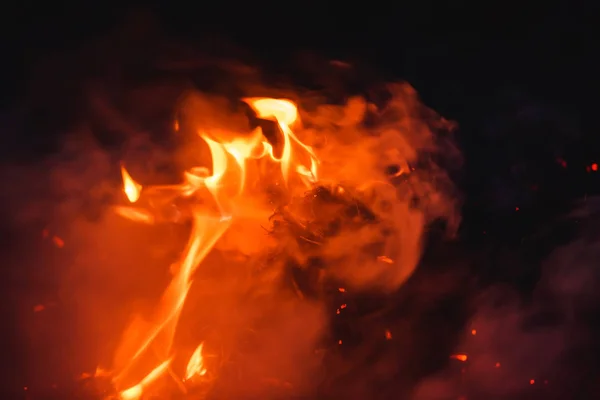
(412, 202), (600, 399)
(295, 84), (460, 291)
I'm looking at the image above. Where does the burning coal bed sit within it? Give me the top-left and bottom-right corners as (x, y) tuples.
(33, 85), (469, 399)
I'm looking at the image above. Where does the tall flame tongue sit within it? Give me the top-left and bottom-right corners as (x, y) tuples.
(112, 98), (319, 399)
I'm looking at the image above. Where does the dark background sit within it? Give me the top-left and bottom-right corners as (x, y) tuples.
(1, 1), (598, 215)
(1, 1), (599, 398)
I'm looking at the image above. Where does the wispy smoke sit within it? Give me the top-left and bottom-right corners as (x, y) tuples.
(412, 202), (600, 399)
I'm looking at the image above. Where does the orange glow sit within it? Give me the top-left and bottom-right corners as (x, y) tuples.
(111, 97), (320, 397)
(471, 329), (476, 335)
(385, 329), (392, 340)
(52, 236), (64, 248)
(377, 255), (394, 264)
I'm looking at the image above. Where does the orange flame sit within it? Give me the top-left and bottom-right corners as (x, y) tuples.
(112, 98), (319, 397)
(185, 342), (207, 381)
(120, 164), (142, 203)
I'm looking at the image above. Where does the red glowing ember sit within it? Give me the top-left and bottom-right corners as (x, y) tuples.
(450, 354), (468, 362)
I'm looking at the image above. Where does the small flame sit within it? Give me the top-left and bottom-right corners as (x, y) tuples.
(120, 165), (142, 203)
(185, 342), (207, 381)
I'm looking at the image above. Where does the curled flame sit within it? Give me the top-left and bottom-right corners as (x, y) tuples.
(112, 98), (319, 398)
(244, 98), (319, 186)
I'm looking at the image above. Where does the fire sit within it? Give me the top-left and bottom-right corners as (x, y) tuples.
(111, 98), (319, 398)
